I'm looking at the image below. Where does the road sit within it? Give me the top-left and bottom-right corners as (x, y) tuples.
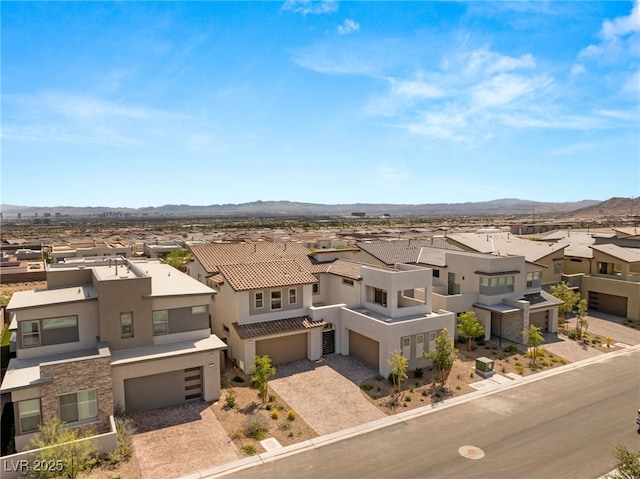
(215, 349), (640, 479)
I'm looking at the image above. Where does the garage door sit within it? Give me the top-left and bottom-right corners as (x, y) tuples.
(348, 330), (379, 369)
(256, 333), (307, 365)
(124, 367), (202, 412)
(588, 292), (628, 318)
(529, 310), (549, 331)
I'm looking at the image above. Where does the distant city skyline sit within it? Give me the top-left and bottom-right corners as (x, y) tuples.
(2, 1), (639, 208)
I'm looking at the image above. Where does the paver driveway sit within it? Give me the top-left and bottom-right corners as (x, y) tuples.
(131, 400), (240, 479)
(269, 355), (386, 436)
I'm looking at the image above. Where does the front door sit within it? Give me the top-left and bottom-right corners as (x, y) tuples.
(323, 329), (335, 355)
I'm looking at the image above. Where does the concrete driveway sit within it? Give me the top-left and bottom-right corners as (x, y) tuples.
(131, 400), (240, 479)
(269, 355), (385, 436)
(544, 311), (640, 363)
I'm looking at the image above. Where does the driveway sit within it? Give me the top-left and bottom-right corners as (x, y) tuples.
(543, 311), (640, 363)
(269, 355), (386, 436)
(131, 401), (240, 479)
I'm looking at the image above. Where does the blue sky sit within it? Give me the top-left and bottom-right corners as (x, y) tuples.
(2, 1), (639, 208)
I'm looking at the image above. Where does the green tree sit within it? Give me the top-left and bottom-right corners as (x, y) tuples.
(522, 324), (545, 365)
(550, 281), (580, 328)
(423, 329), (458, 386)
(575, 298), (589, 340)
(26, 419), (98, 479)
(250, 355), (276, 405)
(606, 443), (640, 479)
(162, 249), (193, 272)
(387, 349), (408, 398)
(457, 311), (484, 352)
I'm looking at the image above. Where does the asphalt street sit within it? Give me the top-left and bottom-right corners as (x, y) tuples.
(214, 349), (640, 479)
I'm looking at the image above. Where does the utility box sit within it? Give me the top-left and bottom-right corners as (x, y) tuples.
(475, 356), (494, 378)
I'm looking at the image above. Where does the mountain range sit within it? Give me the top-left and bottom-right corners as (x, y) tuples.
(3, 197), (633, 218)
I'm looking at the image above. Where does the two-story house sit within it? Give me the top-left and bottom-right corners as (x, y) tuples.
(188, 243), (456, 378)
(1, 257), (226, 452)
(355, 240), (562, 344)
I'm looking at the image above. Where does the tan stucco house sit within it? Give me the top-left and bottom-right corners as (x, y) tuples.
(188, 242), (456, 378)
(1, 257), (226, 452)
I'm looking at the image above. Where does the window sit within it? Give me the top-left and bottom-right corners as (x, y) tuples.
(288, 288), (297, 305)
(402, 336), (411, 358)
(255, 292), (264, 309)
(153, 310), (169, 335)
(554, 262), (563, 274)
(192, 305), (207, 315)
(18, 398), (41, 433)
(447, 272), (461, 295)
(526, 272), (541, 288)
(416, 334), (424, 356)
(22, 320), (40, 347)
(42, 315), (77, 330)
(342, 278), (354, 286)
(374, 288), (387, 307)
(59, 389), (97, 423)
(313, 283), (319, 294)
(432, 269), (440, 278)
(271, 290), (282, 310)
(120, 312), (133, 339)
(479, 275), (515, 295)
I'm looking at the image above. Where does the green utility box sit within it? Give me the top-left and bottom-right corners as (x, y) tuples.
(475, 356), (494, 378)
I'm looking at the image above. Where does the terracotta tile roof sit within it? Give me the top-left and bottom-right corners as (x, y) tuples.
(218, 260), (317, 291)
(233, 316), (326, 339)
(190, 242), (313, 273)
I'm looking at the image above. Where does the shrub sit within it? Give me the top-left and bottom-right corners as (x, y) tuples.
(242, 445), (257, 455)
(268, 394), (276, 403)
(225, 389), (237, 409)
(404, 395), (411, 402)
(568, 328), (578, 340)
(469, 371), (475, 378)
(245, 415), (268, 440)
(514, 365), (525, 374)
(539, 359), (550, 367)
(421, 389), (429, 397)
(455, 385), (461, 390)
(278, 421), (292, 431)
(271, 410), (279, 420)
(413, 367), (424, 379)
(265, 403), (272, 411)
(504, 345), (518, 354)
(287, 410), (296, 421)
(108, 416), (136, 463)
(360, 383), (373, 391)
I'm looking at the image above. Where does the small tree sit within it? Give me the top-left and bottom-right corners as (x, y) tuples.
(606, 443), (640, 479)
(458, 311), (484, 351)
(423, 329), (458, 386)
(162, 249), (193, 272)
(550, 281), (580, 328)
(522, 324), (545, 365)
(250, 355), (276, 405)
(575, 298), (588, 340)
(387, 349), (408, 399)
(26, 419), (97, 479)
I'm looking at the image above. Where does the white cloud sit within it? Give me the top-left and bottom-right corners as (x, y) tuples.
(570, 64), (586, 77)
(579, 0), (640, 59)
(550, 142), (595, 156)
(337, 19), (360, 35)
(471, 74), (552, 109)
(281, 0), (338, 15)
(389, 78), (444, 99)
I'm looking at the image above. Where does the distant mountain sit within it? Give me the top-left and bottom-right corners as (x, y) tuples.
(0, 198), (604, 218)
(569, 197), (639, 218)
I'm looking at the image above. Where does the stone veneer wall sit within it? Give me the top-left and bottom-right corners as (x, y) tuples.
(39, 356), (113, 434)
(500, 311), (526, 344)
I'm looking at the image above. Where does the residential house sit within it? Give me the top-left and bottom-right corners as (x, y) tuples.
(542, 230), (640, 321)
(188, 242), (455, 378)
(443, 232), (566, 286)
(1, 257), (225, 452)
(356, 240), (562, 344)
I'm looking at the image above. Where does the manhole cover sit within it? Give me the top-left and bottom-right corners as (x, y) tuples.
(458, 445), (485, 460)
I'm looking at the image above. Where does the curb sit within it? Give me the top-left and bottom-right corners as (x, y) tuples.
(180, 344), (640, 479)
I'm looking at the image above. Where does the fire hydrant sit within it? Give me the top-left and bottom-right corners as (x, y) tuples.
(606, 337), (611, 348)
